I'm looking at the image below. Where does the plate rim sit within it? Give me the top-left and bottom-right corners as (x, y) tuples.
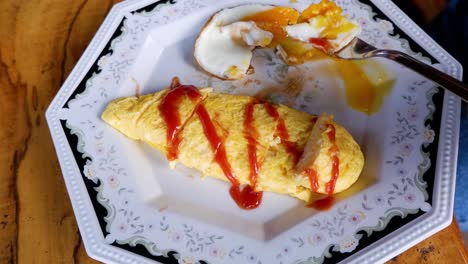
(45, 0), (462, 263)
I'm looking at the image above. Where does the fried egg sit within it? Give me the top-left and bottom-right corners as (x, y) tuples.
(195, 1), (361, 79)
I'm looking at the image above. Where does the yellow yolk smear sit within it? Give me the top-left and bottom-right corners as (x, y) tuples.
(241, 7), (299, 46)
(334, 59), (394, 114)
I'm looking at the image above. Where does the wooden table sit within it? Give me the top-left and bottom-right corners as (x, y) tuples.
(0, 1), (467, 263)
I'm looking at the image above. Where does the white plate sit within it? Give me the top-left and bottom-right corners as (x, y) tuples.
(46, 0), (462, 263)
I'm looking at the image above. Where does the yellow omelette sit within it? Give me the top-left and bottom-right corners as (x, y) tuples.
(102, 86), (364, 203)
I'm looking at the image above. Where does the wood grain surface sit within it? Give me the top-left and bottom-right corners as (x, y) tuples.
(0, 1), (466, 264)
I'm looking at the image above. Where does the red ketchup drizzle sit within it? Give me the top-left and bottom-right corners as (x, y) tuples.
(238, 101), (264, 209)
(325, 124), (339, 196)
(309, 196), (335, 210)
(308, 124), (340, 210)
(264, 102), (301, 163)
(229, 185), (263, 210)
(244, 102), (260, 188)
(305, 168), (319, 192)
(195, 105), (238, 185)
(309, 38), (333, 53)
(158, 84), (202, 160)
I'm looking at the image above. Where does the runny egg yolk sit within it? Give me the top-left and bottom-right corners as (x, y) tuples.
(299, 0), (356, 39)
(241, 7), (299, 46)
(299, 0), (342, 22)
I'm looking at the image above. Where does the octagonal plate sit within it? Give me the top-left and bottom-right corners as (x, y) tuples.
(46, 0), (461, 263)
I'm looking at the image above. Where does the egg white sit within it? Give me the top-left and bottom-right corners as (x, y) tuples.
(194, 4), (275, 79)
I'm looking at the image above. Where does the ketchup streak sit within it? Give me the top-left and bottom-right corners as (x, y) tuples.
(195, 104), (238, 185)
(264, 102), (301, 163)
(158, 85), (202, 160)
(308, 123), (340, 210)
(309, 37), (332, 53)
(244, 101), (260, 188)
(238, 101), (264, 209)
(305, 168), (319, 193)
(325, 124), (339, 196)
(309, 196), (335, 210)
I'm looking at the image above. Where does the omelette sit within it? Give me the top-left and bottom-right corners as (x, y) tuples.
(102, 79), (364, 209)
